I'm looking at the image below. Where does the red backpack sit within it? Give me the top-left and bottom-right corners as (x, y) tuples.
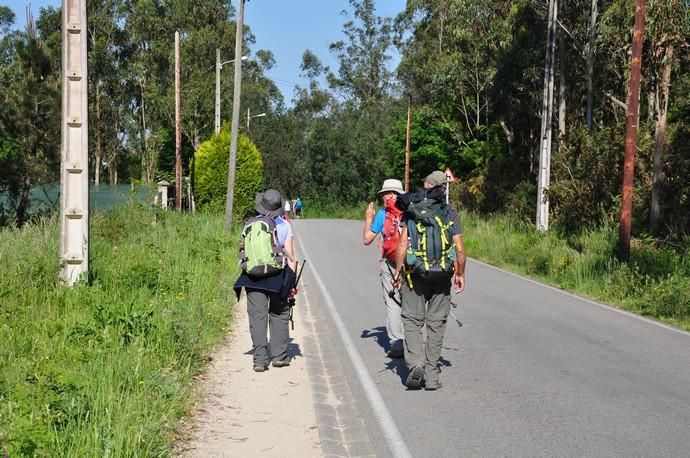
(381, 206), (403, 262)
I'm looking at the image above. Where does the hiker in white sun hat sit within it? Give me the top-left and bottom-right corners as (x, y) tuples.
(362, 178), (406, 359)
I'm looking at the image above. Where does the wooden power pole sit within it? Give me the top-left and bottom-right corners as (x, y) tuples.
(536, 0), (558, 232)
(59, 0), (89, 285)
(175, 31), (182, 211)
(618, 0), (646, 261)
(405, 94), (411, 192)
(224, 0), (245, 230)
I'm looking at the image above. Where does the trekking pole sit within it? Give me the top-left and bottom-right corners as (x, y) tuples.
(384, 261), (403, 307)
(287, 260), (307, 330)
(449, 299), (463, 328)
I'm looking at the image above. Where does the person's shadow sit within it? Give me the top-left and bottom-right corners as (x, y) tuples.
(361, 326), (453, 387)
(361, 326), (408, 386)
(245, 337), (303, 361)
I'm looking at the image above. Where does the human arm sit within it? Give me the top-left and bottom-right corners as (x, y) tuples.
(392, 225), (408, 290)
(453, 234), (466, 293)
(363, 202), (378, 245)
(283, 235), (298, 273)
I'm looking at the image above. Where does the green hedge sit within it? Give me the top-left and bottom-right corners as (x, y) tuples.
(192, 125), (263, 220)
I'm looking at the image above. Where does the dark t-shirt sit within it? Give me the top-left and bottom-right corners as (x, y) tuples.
(401, 202), (462, 236)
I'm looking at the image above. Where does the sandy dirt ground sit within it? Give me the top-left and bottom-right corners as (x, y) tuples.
(176, 295), (322, 457)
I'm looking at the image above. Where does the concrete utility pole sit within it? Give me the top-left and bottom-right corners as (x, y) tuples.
(405, 94), (412, 192)
(215, 48), (221, 134)
(536, 0), (558, 232)
(224, 0), (245, 230)
(59, 0), (89, 285)
(618, 0), (646, 261)
(175, 31), (182, 211)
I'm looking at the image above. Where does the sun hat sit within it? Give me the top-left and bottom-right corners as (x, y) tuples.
(255, 189), (285, 217)
(425, 170), (447, 187)
(378, 178), (404, 194)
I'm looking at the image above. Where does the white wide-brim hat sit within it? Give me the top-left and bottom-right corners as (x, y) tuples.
(378, 178), (404, 194)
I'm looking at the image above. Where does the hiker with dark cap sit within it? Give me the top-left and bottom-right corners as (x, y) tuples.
(392, 171), (466, 390)
(234, 189), (298, 372)
(363, 178), (406, 359)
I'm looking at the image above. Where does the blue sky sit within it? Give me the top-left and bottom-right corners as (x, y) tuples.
(5, 0), (406, 101)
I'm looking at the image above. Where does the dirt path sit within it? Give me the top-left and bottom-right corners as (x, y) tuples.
(177, 294), (321, 457)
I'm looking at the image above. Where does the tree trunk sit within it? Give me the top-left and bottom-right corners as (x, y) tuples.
(94, 83), (102, 186)
(650, 44), (673, 232)
(16, 173), (31, 225)
(558, 6), (566, 137)
(139, 78), (152, 184)
(586, 0), (598, 131)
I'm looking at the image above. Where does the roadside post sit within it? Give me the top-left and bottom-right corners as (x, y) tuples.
(444, 166), (456, 204)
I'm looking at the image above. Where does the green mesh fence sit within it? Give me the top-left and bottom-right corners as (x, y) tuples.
(2, 183), (158, 216)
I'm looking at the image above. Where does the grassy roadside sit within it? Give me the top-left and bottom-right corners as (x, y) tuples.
(463, 213), (690, 331)
(0, 203), (238, 456)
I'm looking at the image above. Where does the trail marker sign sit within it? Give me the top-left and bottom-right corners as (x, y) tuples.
(444, 167), (456, 183)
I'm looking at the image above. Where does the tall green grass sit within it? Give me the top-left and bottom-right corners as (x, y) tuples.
(464, 213), (690, 330)
(0, 203), (238, 456)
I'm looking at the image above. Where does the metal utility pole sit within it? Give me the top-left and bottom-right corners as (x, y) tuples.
(536, 0), (558, 232)
(246, 108), (266, 133)
(405, 94), (412, 192)
(224, 0), (244, 230)
(175, 31), (182, 211)
(59, 0), (89, 285)
(618, 0), (646, 261)
(215, 48), (221, 134)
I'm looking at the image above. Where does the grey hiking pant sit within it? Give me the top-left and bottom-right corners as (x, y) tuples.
(400, 275), (451, 383)
(380, 259), (404, 351)
(246, 289), (290, 366)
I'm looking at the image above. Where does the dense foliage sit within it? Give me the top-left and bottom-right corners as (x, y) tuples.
(192, 125), (263, 218)
(0, 203), (237, 455)
(1, 0), (689, 242)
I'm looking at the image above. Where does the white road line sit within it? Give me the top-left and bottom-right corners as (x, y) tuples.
(472, 258), (690, 337)
(299, 239), (412, 458)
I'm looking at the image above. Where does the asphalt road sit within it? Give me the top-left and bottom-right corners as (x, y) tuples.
(292, 219), (690, 458)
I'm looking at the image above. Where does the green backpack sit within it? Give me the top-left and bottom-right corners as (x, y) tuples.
(240, 216), (285, 278)
(403, 190), (456, 282)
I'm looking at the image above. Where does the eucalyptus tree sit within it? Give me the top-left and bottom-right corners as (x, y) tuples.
(87, 0), (129, 185)
(0, 8), (60, 225)
(644, 0), (690, 231)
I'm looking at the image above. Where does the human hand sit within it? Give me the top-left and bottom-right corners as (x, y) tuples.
(288, 287), (298, 299)
(453, 272), (465, 293)
(365, 202), (376, 220)
(392, 272), (403, 290)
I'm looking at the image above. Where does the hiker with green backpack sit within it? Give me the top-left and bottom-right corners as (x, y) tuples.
(392, 171), (466, 390)
(233, 189), (298, 372)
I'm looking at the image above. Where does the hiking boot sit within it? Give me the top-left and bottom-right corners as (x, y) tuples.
(386, 349), (404, 359)
(272, 359), (291, 368)
(253, 363), (269, 372)
(405, 366), (425, 389)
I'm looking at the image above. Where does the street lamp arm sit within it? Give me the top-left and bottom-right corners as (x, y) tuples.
(220, 55), (248, 68)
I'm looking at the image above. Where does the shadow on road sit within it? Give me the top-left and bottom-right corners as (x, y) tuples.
(361, 326), (454, 387)
(243, 338), (303, 361)
(361, 326), (391, 351)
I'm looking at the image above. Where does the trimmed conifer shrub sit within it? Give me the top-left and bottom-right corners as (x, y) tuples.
(192, 125), (264, 220)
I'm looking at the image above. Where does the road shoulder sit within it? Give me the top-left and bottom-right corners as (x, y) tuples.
(176, 294), (321, 457)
